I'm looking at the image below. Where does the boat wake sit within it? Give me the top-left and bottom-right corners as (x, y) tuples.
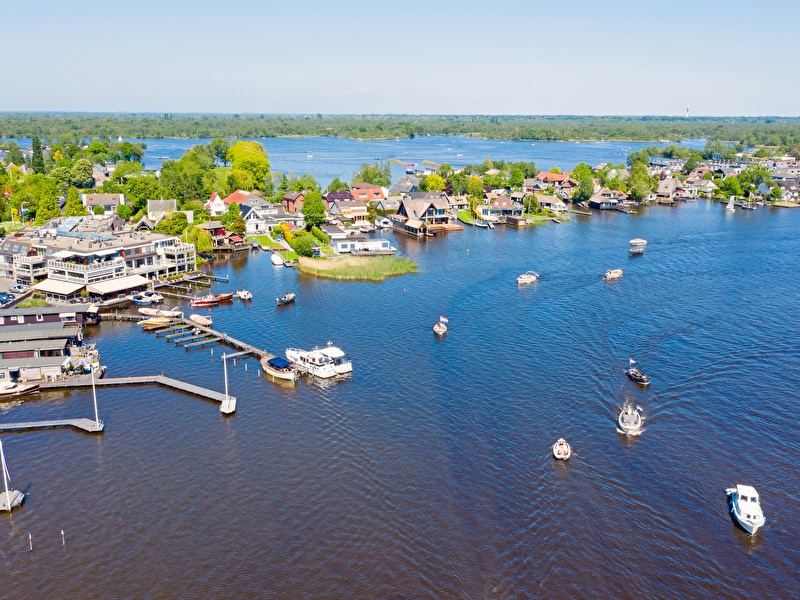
(616, 426), (646, 436)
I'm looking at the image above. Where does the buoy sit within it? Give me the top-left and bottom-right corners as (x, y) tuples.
(211, 348), (214, 356)
(61, 529), (66, 546)
(245, 363), (248, 372)
(28, 533), (33, 552)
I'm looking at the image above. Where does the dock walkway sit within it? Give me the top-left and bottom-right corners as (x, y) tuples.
(0, 418), (104, 433)
(181, 319), (272, 360)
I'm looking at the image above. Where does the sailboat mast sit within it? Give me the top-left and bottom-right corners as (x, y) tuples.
(0, 440), (10, 511)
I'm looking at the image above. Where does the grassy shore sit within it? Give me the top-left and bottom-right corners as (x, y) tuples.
(457, 210), (475, 223)
(298, 255), (418, 282)
(247, 234), (284, 249)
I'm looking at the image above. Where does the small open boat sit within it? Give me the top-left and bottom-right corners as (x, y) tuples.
(604, 268), (623, 281)
(276, 292), (296, 306)
(433, 322), (448, 335)
(618, 405), (643, 435)
(517, 271), (540, 285)
(236, 289), (252, 301)
(189, 314), (212, 327)
(213, 292), (234, 303)
(138, 307), (183, 318)
(260, 356), (298, 382)
(0, 380), (40, 398)
(138, 317), (172, 329)
(190, 294), (219, 307)
(626, 367), (651, 385)
(141, 290), (164, 303)
(726, 485), (766, 535)
(629, 238), (647, 246)
(130, 294), (152, 305)
(552, 438), (571, 460)
(629, 246), (644, 256)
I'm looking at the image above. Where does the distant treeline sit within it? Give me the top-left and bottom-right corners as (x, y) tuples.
(2, 114), (800, 149)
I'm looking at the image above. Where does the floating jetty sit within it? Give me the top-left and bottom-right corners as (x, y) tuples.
(0, 418), (104, 434)
(39, 375), (236, 414)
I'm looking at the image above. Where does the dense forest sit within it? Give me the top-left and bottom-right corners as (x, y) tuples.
(2, 114), (800, 151)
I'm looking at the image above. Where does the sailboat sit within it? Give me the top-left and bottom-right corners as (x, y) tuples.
(725, 196), (735, 212)
(0, 439), (25, 512)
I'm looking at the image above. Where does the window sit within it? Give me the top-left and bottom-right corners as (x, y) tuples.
(36, 314), (44, 322)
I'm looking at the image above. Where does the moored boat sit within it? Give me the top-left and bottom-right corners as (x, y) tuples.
(316, 342), (352, 374)
(141, 290), (164, 303)
(213, 292), (234, 303)
(552, 438), (571, 460)
(618, 404), (643, 435)
(276, 292), (296, 306)
(629, 237), (647, 246)
(236, 289), (253, 301)
(138, 307), (183, 318)
(271, 253), (285, 267)
(726, 485), (766, 535)
(138, 317), (172, 329)
(285, 346), (338, 378)
(517, 270), (540, 285)
(604, 268), (623, 281)
(0, 380), (40, 398)
(189, 314), (213, 327)
(130, 294), (152, 305)
(260, 356), (298, 382)
(190, 294), (219, 307)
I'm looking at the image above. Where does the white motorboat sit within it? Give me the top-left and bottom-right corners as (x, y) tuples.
(517, 270), (539, 285)
(618, 405), (643, 435)
(137, 317), (172, 329)
(271, 253), (285, 267)
(0, 380), (40, 398)
(236, 289), (253, 301)
(604, 268), (623, 281)
(141, 290), (164, 303)
(727, 485), (766, 535)
(260, 356), (298, 382)
(552, 438), (571, 460)
(359, 222), (377, 233)
(285, 346), (339, 378)
(138, 307), (183, 318)
(629, 238), (647, 246)
(316, 342), (352, 375)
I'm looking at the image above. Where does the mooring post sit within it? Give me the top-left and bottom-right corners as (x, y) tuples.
(61, 529), (66, 546)
(28, 532), (33, 552)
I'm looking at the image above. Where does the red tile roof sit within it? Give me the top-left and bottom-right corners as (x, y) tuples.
(223, 189), (255, 205)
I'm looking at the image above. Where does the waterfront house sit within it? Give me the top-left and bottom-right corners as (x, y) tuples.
(389, 175), (421, 196)
(333, 234), (396, 255)
(282, 191), (306, 214)
(535, 194), (567, 211)
(323, 191), (354, 208)
(396, 197), (452, 228)
(206, 192), (227, 216)
(198, 221), (228, 247)
(657, 178), (681, 198)
(223, 189), (261, 206)
(0, 308), (96, 329)
(320, 225), (350, 241)
(535, 171), (572, 188)
(328, 199), (368, 223)
(350, 183), (387, 202)
(588, 189), (621, 210)
(775, 179), (799, 200)
(448, 195), (470, 213)
(376, 196), (401, 213)
(476, 195), (523, 221)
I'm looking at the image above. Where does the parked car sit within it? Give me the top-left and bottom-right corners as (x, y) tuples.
(8, 283), (28, 294)
(0, 292), (14, 305)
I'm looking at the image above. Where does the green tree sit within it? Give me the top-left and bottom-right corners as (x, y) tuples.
(301, 191), (326, 229)
(524, 195), (540, 214)
(110, 160), (143, 183)
(290, 234), (315, 257)
(210, 138), (230, 166)
(627, 163), (653, 201)
(627, 149), (650, 168)
(548, 166), (561, 174)
(509, 167), (524, 188)
(572, 176), (594, 203)
(467, 175), (484, 198)
(422, 173), (446, 192)
(64, 187), (88, 216)
(325, 177), (349, 193)
(6, 141), (24, 166)
(229, 215), (246, 235)
(227, 169), (254, 192)
(227, 141), (271, 189)
(93, 205), (105, 215)
(719, 176), (742, 198)
(155, 211), (189, 235)
(70, 158), (94, 188)
(572, 162), (593, 182)
(438, 163), (454, 180)
(116, 204), (133, 220)
(187, 226), (213, 254)
(50, 166), (72, 194)
(220, 201), (240, 226)
(31, 137), (45, 174)
(770, 185), (782, 200)
(352, 162), (390, 186)
(35, 194), (61, 224)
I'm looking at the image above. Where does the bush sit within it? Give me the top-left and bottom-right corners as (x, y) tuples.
(311, 225), (329, 244)
(280, 222), (294, 243)
(290, 234), (315, 257)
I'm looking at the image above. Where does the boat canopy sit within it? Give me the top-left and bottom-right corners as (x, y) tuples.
(267, 357), (293, 369)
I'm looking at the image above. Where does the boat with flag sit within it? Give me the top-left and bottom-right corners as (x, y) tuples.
(625, 358), (650, 385)
(433, 316), (448, 336)
(552, 438), (571, 461)
(618, 404), (643, 435)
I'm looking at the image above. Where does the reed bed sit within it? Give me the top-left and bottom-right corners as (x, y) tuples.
(298, 256), (418, 282)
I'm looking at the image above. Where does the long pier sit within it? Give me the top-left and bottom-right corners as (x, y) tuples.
(180, 318), (272, 360)
(39, 375), (236, 414)
(0, 418), (104, 434)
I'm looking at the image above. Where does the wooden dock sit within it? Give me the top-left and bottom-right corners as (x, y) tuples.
(39, 375), (236, 414)
(0, 418), (104, 433)
(179, 318), (272, 360)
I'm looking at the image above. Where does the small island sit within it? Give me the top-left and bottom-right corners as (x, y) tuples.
(297, 255), (418, 282)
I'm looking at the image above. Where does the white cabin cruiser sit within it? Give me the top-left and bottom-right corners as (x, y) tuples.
(316, 342), (353, 375)
(727, 485), (766, 535)
(285, 346), (338, 379)
(517, 271), (539, 285)
(618, 405), (643, 435)
(629, 238), (647, 246)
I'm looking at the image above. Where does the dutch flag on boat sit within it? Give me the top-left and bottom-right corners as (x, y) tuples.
(439, 316), (449, 323)
(629, 358), (637, 365)
(636, 405), (643, 412)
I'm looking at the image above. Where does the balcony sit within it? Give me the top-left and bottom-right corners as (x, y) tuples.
(48, 257), (127, 284)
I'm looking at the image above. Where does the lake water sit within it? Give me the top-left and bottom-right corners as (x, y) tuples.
(2, 200), (799, 598)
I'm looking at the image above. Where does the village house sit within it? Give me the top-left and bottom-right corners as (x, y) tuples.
(239, 197), (295, 235)
(376, 196), (401, 213)
(282, 191), (306, 214)
(476, 195), (523, 221)
(350, 183), (387, 203)
(147, 199), (194, 226)
(328, 199), (368, 223)
(206, 192), (227, 216)
(534, 194), (567, 211)
(389, 175), (420, 197)
(223, 189), (261, 206)
(323, 190), (354, 209)
(82, 193), (125, 213)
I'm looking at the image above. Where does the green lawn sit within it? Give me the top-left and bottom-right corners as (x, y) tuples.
(457, 210), (475, 223)
(210, 167), (232, 189)
(247, 235), (284, 249)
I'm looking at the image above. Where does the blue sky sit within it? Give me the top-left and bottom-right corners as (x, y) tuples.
(5, 0), (798, 116)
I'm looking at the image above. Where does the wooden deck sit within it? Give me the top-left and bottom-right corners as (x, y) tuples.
(0, 418), (104, 433)
(180, 318), (272, 360)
